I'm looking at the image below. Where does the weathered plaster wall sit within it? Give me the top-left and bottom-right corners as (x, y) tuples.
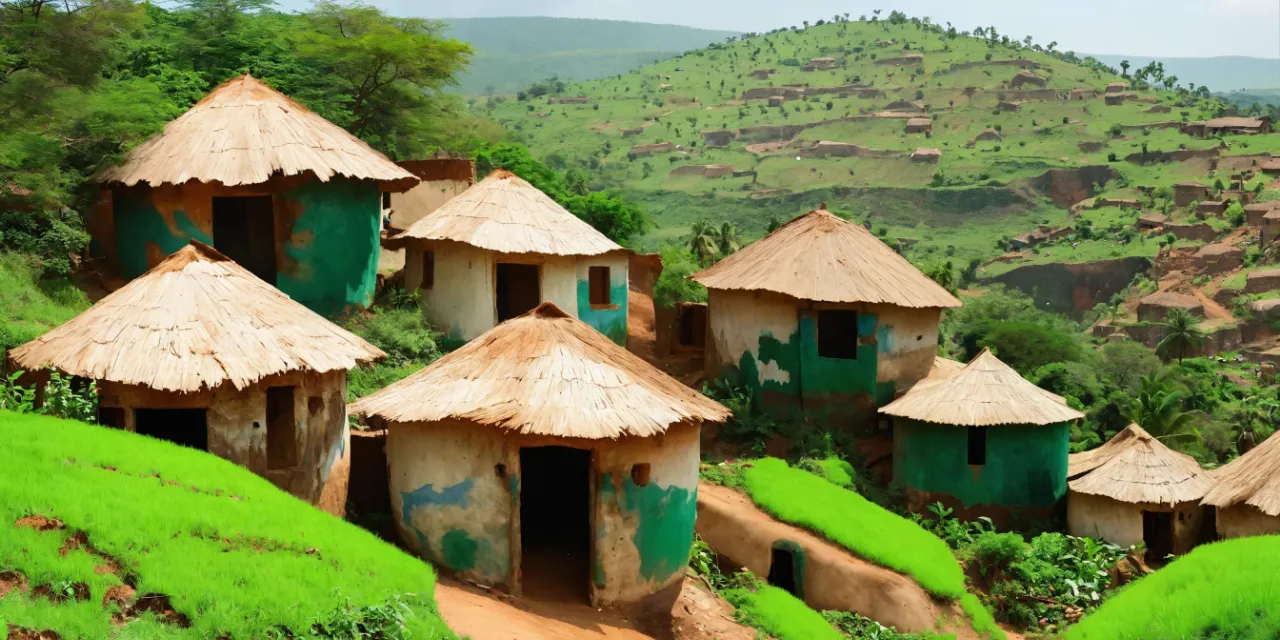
(389, 178), (471, 230)
(97, 370), (350, 515)
(576, 251), (630, 344)
(704, 289), (939, 431)
(107, 177), (381, 316)
(894, 421), (1069, 509)
(1217, 505), (1280, 538)
(1067, 493), (1203, 554)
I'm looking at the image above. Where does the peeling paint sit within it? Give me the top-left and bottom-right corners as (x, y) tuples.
(442, 529), (479, 571)
(576, 280), (629, 345)
(113, 191), (210, 278)
(276, 178), (381, 315)
(400, 478), (474, 528)
(601, 473), (698, 584)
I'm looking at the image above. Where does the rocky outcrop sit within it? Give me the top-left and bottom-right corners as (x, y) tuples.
(986, 256), (1152, 317)
(1025, 165), (1120, 208)
(1125, 147), (1220, 165)
(1247, 269), (1280, 293)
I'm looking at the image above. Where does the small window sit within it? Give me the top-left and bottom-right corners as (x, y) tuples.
(421, 251), (435, 290)
(631, 463), (651, 487)
(968, 426), (988, 466)
(381, 192), (391, 209)
(817, 310), (859, 359)
(589, 266), (611, 305)
(266, 387), (297, 470)
(495, 463), (507, 479)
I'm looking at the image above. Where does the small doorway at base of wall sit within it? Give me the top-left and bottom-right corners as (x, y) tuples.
(766, 540), (804, 599)
(134, 408), (209, 451)
(496, 263), (541, 323)
(1142, 510), (1174, 565)
(212, 195), (276, 285)
(519, 446), (591, 604)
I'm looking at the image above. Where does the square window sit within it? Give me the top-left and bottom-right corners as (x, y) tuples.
(589, 266), (611, 305)
(817, 310), (858, 359)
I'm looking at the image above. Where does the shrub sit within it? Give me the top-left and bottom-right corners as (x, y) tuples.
(971, 532), (1024, 577)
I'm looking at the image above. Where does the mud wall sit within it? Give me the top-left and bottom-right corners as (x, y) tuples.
(98, 370), (350, 515)
(986, 256), (1151, 318)
(704, 289), (939, 432)
(387, 420), (700, 605)
(1216, 505), (1280, 538)
(575, 251), (630, 344)
(1067, 492), (1202, 554)
(893, 420), (1069, 509)
(109, 177), (381, 315)
(389, 179), (471, 230)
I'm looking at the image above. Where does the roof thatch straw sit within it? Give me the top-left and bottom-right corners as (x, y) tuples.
(1204, 431), (1280, 515)
(351, 302), (730, 439)
(98, 75), (415, 189)
(1138, 291), (1202, 310)
(394, 169), (622, 257)
(10, 241), (384, 393)
(1068, 424), (1215, 505)
(690, 208), (960, 308)
(880, 348), (1084, 426)
(925, 356), (965, 381)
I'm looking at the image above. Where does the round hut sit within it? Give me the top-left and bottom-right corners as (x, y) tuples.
(1067, 424), (1215, 560)
(10, 241), (385, 515)
(1203, 432), (1280, 538)
(882, 348), (1084, 523)
(351, 302), (730, 606)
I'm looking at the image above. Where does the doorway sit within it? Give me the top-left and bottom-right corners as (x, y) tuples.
(212, 196), (276, 284)
(134, 409), (208, 451)
(677, 304), (707, 349)
(496, 263), (540, 322)
(767, 543), (800, 596)
(1142, 510), (1174, 564)
(519, 446), (591, 602)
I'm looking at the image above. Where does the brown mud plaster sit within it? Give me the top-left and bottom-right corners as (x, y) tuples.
(274, 197), (306, 280)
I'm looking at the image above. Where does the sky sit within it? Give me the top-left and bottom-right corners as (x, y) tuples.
(386, 0), (1280, 59)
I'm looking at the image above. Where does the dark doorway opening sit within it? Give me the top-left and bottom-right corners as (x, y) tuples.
(677, 304), (707, 348)
(265, 387), (297, 470)
(767, 545), (799, 596)
(496, 263), (540, 322)
(134, 409), (208, 451)
(1143, 510), (1174, 563)
(520, 446), (591, 603)
(213, 196), (276, 284)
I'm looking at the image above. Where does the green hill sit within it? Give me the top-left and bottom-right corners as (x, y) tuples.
(0, 411), (457, 640)
(443, 17), (739, 94)
(476, 18), (1243, 266)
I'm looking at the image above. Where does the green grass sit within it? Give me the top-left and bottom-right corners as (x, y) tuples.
(723, 584), (845, 640)
(0, 253), (90, 351)
(741, 458), (965, 599)
(0, 411), (457, 640)
(1067, 537), (1280, 640)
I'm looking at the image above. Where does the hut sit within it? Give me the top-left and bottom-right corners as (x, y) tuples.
(910, 148), (942, 163)
(1196, 200), (1230, 216)
(1068, 88), (1096, 101)
(997, 100), (1024, 112)
(628, 142), (678, 158)
(351, 302), (729, 605)
(1206, 116), (1272, 135)
(385, 158), (476, 232)
(1174, 181), (1211, 208)
(91, 75), (418, 316)
(809, 56), (838, 69)
(884, 100), (926, 112)
(1137, 212), (1168, 230)
(1105, 82), (1128, 94)
(1136, 291), (1204, 322)
(9, 241), (383, 515)
(393, 170), (628, 345)
(1067, 424), (1215, 560)
(1245, 202), (1277, 226)
(974, 128), (1003, 142)
(905, 118), (933, 134)
(1010, 70), (1047, 88)
(883, 349), (1083, 523)
(1203, 431), (1280, 537)
(691, 207), (960, 431)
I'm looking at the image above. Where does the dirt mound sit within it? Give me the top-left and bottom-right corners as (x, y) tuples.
(1023, 165), (1119, 208)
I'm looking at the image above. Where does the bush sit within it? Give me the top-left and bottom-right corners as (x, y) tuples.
(341, 307), (441, 366)
(971, 532), (1024, 577)
(979, 321), (1082, 375)
(653, 245), (707, 308)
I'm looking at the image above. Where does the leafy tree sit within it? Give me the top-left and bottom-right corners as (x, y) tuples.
(688, 220), (719, 266)
(716, 222), (741, 256)
(1121, 375), (1200, 442)
(925, 261), (957, 294)
(978, 321), (1082, 375)
(653, 245), (707, 308)
(1156, 308), (1205, 364)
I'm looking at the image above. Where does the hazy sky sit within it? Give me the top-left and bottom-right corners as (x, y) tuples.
(384, 0), (1280, 58)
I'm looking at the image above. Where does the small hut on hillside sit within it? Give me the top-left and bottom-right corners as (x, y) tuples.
(393, 170), (629, 345)
(351, 302), (729, 605)
(92, 74), (417, 315)
(1105, 82), (1128, 94)
(1010, 70), (1047, 88)
(1067, 424), (1215, 560)
(1203, 432), (1280, 537)
(1136, 291), (1204, 322)
(910, 148), (942, 163)
(10, 241), (384, 515)
(1174, 181), (1211, 208)
(905, 118), (933, 134)
(691, 207), (960, 432)
(883, 349), (1083, 523)
(1137, 212), (1168, 230)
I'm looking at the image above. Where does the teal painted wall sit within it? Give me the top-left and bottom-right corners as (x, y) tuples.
(112, 189), (210, 278)
(597, 472), (697, 587)
(576, 280), (629, 344)
(398, 477), (512, 584)
(276, 178), (381, 315)
(893, 420), (1069, 508)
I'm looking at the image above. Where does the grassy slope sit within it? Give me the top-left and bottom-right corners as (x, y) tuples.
(1067, 536), (1280, 640)
(478, 19), (1242, 266)
(724, 584), (846, 640)
(0, 412), (456, 640)
(0, 253), (90, 350)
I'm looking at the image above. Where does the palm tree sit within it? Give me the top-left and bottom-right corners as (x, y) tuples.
(1122, 375), (1200, 442)
(1156, 308), (1205, 364)
(688, 220), (719, 266)
(716, 222), (741, 256)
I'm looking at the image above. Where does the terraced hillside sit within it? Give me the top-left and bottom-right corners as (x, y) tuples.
(478, 17), (1262, 265)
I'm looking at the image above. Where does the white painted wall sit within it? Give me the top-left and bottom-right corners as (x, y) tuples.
(389, 179), (471, 230)
(704, 288), (798, 385)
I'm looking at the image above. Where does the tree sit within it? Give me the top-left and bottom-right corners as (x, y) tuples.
(1121, 375), (1199, 442)
(1119, 59), (1130, 77)
(688, 220), (719, 266)
(978, 321), (1082, 375)
(925, 261), (956, 294)
(716, 222), (741, 256)
(1156, 308), (1206, 364)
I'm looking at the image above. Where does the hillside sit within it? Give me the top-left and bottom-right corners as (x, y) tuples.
(476, 17), (1244, 266)
(0, 412), (456, 640)
(443, 18), (739, 94)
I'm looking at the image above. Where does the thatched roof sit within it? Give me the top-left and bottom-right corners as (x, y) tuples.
(393, 169), (622, 257)
(1138, 291), (1202, 310)
(10, 241), (384, 393)
(906, 117), (932, 128)
(925, 356), (965, 381)
(1204, 432), (1280, 515)
(98, 75), (415, 189)
(1068, 424), (1215, 505)
(1207, 117), (1269, 129)
(689, 208), (960, 308)
(350, 302), (730, 439)
(880, 348), (1084, 426)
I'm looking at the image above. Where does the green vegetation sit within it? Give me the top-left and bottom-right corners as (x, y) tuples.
(1068, 537), (1280, 640)
(0, 253), (90, 352)
(0, 411), (456, 639)
(340, 290), (444, 399)
(724, 584), (845, 640)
